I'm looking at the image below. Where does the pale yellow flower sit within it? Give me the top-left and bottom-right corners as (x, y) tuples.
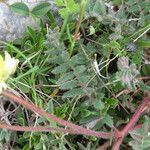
(4, 51), (19, 75)
(0, 51), (19, 93)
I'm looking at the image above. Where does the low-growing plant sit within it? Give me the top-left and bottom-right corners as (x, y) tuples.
(0, 0), (150, 149)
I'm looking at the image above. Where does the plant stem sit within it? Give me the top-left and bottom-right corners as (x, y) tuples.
(113, 138), (123, 150)
(0, 123), (109, 137)
(74, 0), (86, 39)
(0, 124), (73, 133)
(70, 0), (86, 55)
(2, 90), (111, 139)
(2, 90), (150, 149)
(60, 14), (69, 39)
(113, 97), (150, 150)
(121, 97), (150, 136)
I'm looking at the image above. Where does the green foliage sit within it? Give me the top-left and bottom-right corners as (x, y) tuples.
(10, 2), (51, 17)
(116, 56), (140, 90)
(10, 2), (29, 16)
(55, 0), (79, 19)
(142, 65), (150, 76)
(0, 129), (10, 142)
(129, 117), (150, 150)
(31, 2), (51, 17)
(1, 0), (150, 149)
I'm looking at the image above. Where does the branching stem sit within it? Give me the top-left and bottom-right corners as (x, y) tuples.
(2, 90), (110, 139)
(1, 91), (150, 149)
(113, 97), (150, 150)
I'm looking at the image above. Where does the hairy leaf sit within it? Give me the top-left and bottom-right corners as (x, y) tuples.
(10, 2), (29, 16)
(31, 2), (51, 17)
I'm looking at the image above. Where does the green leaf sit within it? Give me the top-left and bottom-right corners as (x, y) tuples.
(77, 142), (86, 150)
(105, 98), (118, 107)
(132, 50), (143, 65)
(69, 54), (85, 66)
(142, 65), (150, 76)
(63, 88), (84, 98)
(55, 0), (65, 6)
(93, 100), (104, 110)
(116, 56), (139, 90)
(47, 11), (57, 29)
(116, 6), (126, 19)
(16, 107), (26, 126)
(15, 78), (30, 93)
(74, 65), (86, 74)
(67, 0), (79, 13)
(31, 2), (51, 17)
(10, 2), (29, 16)
(103, 114), (114, 127)
(78, 75), (91, 84)
(47, 100), (54, 114)
(0, 129), (10, 142)
(103, 44), (111, 58)
(111, 40), (120, 49)
(128, 4), (139, 13)
(57, 72), (75, 84)
(55, 0), (79, 19)
(60, 80), (78, 90)
(138, 81), (150, 91)
(58, 8), (69, 19)
(52, 63), (69, 74)
(93, 0), (106, 15)
(136, 39), (150, 48)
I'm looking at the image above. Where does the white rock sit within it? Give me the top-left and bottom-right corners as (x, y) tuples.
(0, 0), (55, 42)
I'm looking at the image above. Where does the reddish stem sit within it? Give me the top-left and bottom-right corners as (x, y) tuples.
(121, 97), (150, 136)
(0, 124), (73, 133)
(113, 97), (150, 150)
(113, 138), (123, 150)
(2, 90), (150, 149)
(0, 123), (111, 138)
(2, 91), (111, 139)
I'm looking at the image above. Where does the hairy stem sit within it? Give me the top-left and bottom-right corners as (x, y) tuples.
(122, 97), (150, 136)
(2, 90), (111, 139)
(0, 124), (73, 133)
(2, 90), (150, 149)
(0, 123), (111, 138)
(113, 97), (150, 150)
(113, 138), (123, 150)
